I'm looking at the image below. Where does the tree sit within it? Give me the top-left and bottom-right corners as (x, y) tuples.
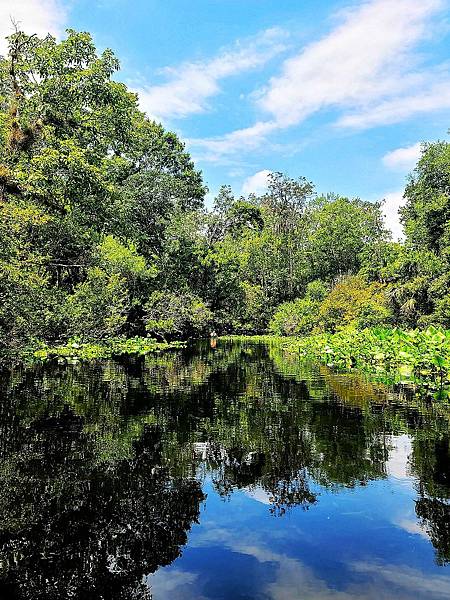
(318, 275), (392, 332)
(269, 280), (329, 336)
(145, 291), (212, 340)
(307, 196), (388, 281)
(401, 141), (450, 253)
(0, 29), (205, 353)
(394, 140), (450, 327)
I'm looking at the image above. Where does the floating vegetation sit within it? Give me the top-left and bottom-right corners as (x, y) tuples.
(224, 328), (450, 400)
(32, 337), (186, 362)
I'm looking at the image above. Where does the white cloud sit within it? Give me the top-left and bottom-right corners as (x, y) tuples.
(136, 28), (288, 122)
(383, 142), (422, 170)
(241, 169), (271, 196)
(194, 0), (447, 158)
(260, 0), (444, 127)
(0, 0), (67, 54)
(338, 80), (450, 129)
(148, 569), (205, 600)
(189, 523), (450, 600)
(381, 190), (406, 241)
(395, 518), (429, 539)
(189, 120), (278, 162)
(386, 434), (412, 479)
(351, 562), (450, 597)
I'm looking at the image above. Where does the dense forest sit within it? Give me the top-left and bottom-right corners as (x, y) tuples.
(1, 29), (450, 360)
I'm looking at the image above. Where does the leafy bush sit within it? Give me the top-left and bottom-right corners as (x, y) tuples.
(0, 263), (54, 356)
(33, 337), (185, 361)
(145, 291), (212, 340)
(280, 326), (450, 395)
(319, 275), (391, 332)
(239, 282), (268, 333)
(97, 236), (156, 284)
(63, 236), (157, 341)
(0, 201), (64, 356)
(269, 280), (328, 336)
(65, 268), (129, 340)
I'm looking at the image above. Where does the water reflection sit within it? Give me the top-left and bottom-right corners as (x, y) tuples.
(0, 340), (449, 598)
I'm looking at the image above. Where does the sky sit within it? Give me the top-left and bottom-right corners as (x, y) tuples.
(2, 0), (450, 238)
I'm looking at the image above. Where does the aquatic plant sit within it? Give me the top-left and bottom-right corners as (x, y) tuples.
(32, 337), (186, 362)
(277, 326), (450, 397)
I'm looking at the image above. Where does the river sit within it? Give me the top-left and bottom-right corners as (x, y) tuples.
(0, 339), (449, 599)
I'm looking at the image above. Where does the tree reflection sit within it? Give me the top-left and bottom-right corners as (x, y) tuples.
(0, 338), (450, 596)
(411, 434), (450, 565)
(0, 403), (204, 600)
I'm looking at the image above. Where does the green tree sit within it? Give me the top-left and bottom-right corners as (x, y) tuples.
(401, 141), (450, 253)
(145, 290), (212, 340)
(0, 29), (205, 354)
(318, 275), (392, 332)
(307, 196), (388, 281)
(269, 280), (329, 336)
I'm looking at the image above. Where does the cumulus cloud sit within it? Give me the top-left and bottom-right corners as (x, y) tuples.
(241, 169), (271, 195)
(148, 569), (205, 600)
(0, 0), (67, 54)
(383, 142), (422, 171)
(386, 434), (412, 479)
(351, 562), (450, 597)
(185, 523), (450, 600)
(136, 28), (288, 122)
(381, 190), (406, 240)
(194, 0), (448, 158)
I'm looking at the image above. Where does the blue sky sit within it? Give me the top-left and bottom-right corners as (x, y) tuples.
(2, 0), (450, 236)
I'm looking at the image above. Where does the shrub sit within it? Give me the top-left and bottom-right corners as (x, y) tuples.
(319, 275), (391, 332)
(144, 291), (212, 340)
(240, 282), (268, 333)
(97, 235), (156, 289)
(65, 268), (129, 340)
(269, 280), (328, 336)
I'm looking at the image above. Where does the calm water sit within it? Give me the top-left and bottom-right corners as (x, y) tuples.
(0, 340), (450, 599)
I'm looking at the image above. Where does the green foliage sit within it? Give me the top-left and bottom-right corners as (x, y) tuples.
(0, 199), (63, 354)
(65, 267), (129, 340)
(204, 180), (388, 333)
(33, 337), (185, 361)
(401, 141), (450, 253)
(239, 281), (268, 333)
(63, 235), (157, 341)
(307, 196), (388, 281)
(0, 29), (205, 358)
(269, 276), (389, 336)
(280, 326), (450, 395)
(1, 26), (450, 362)
(269, 280), (328, 336)
(318, 275), (392, 332)
(145, 291), (212, 340)
(388, 140), (450, 328)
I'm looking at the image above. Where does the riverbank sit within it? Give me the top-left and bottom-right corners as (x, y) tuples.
(13, 326), (450, 401)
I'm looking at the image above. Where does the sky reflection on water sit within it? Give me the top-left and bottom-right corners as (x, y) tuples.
(0, 340), (449, 599)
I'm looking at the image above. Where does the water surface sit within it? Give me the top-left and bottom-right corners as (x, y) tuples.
(0, 340), (449, 599)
